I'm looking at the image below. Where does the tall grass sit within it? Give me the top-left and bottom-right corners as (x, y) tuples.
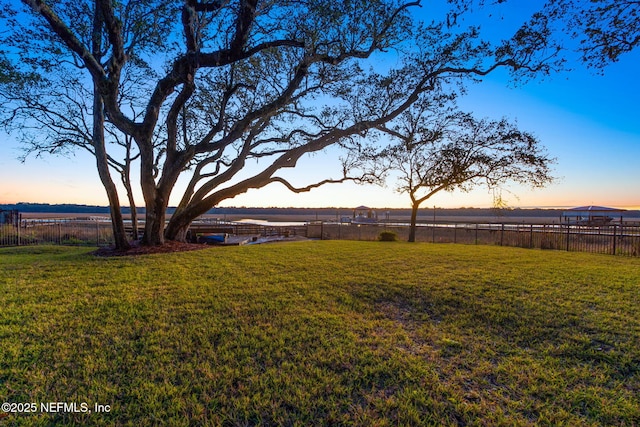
(1, 242), (639, 426)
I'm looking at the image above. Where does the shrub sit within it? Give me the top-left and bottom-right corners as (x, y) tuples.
(61, 237), (88, 246)
(378, 231), (398, 242)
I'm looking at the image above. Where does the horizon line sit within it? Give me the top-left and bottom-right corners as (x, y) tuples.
(2, 202), (640, 211)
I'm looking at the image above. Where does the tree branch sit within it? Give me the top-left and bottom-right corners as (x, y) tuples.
(268, 176), (361, 193)
(21, 0), (105, 80)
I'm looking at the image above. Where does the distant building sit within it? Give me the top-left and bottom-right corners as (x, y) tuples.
(562, 206), (625, 226)
(352, 206), (378, 224)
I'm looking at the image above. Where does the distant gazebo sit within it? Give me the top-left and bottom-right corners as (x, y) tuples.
(562, 205), (625, 225)
(352, 205), (377, 224)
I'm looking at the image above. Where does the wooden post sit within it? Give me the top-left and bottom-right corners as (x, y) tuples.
(500, 223), (504, 246)
(566, 224), (570, 252)
(612, 224), (617, 255)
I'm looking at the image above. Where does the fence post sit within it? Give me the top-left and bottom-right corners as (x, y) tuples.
(612, 224), (617, 255)
(529, 224), (533, 248)
(566, 224), (570, 252)
(17, 220), (21, 246)
(475, 223), (478, 245)
(500, 223), (504, 246)
(96, 221), (100, 246)
(453, 223), (457, 243)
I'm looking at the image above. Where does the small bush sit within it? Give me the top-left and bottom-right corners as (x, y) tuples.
(378, 231), (397, 242)
(61, 237), (88, 246)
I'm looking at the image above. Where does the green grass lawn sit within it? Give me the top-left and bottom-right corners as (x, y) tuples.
(1, 242), (639, 426)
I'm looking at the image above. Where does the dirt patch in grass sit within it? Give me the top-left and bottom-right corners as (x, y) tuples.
(92, 240), (209, 257)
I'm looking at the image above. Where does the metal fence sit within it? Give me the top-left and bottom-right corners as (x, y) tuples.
(0, 219), (114, 247)
(2, 218), (639, 257)
(312, 222), (640, 256)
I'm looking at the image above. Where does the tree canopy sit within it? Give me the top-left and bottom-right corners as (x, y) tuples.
(367, 96), (554, 241)
(542, 0), (640, 69)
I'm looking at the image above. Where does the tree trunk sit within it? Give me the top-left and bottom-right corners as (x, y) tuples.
(165, 202), (208, 242)
(90, 7), (129, 250)
(165, 220), (191, 242)
(141, 196), (168, 246)
(92, 145), (130, 249)
(138, 147), (191, 245)
(103, 175), (130, 250)
(93, 89), (130, 250)
(124, 183), (139, 241)
(137, 135), (167, 245)
(121, 146), (139, 241)
(172, 226), (191, 243)
(130, 207), (139, 241)
(408, 202), (419, 242)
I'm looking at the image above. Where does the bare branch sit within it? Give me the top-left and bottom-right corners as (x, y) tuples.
(21, 0), (104, 79)
(268, 176), (363, 193)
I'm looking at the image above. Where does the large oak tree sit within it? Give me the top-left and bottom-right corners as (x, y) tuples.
(2, 0), (624, 247)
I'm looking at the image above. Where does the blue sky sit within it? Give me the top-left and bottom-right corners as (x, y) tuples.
(1, 2), (638, 210)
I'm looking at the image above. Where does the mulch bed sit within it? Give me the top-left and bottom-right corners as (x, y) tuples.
(92, 240), (210, 257)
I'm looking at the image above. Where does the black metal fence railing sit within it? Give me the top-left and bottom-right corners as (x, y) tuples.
(0, 219), (114, 247)
(313, 222), (640, 256)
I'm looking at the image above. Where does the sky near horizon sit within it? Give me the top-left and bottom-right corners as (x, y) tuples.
(1, 3), (639, 210)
